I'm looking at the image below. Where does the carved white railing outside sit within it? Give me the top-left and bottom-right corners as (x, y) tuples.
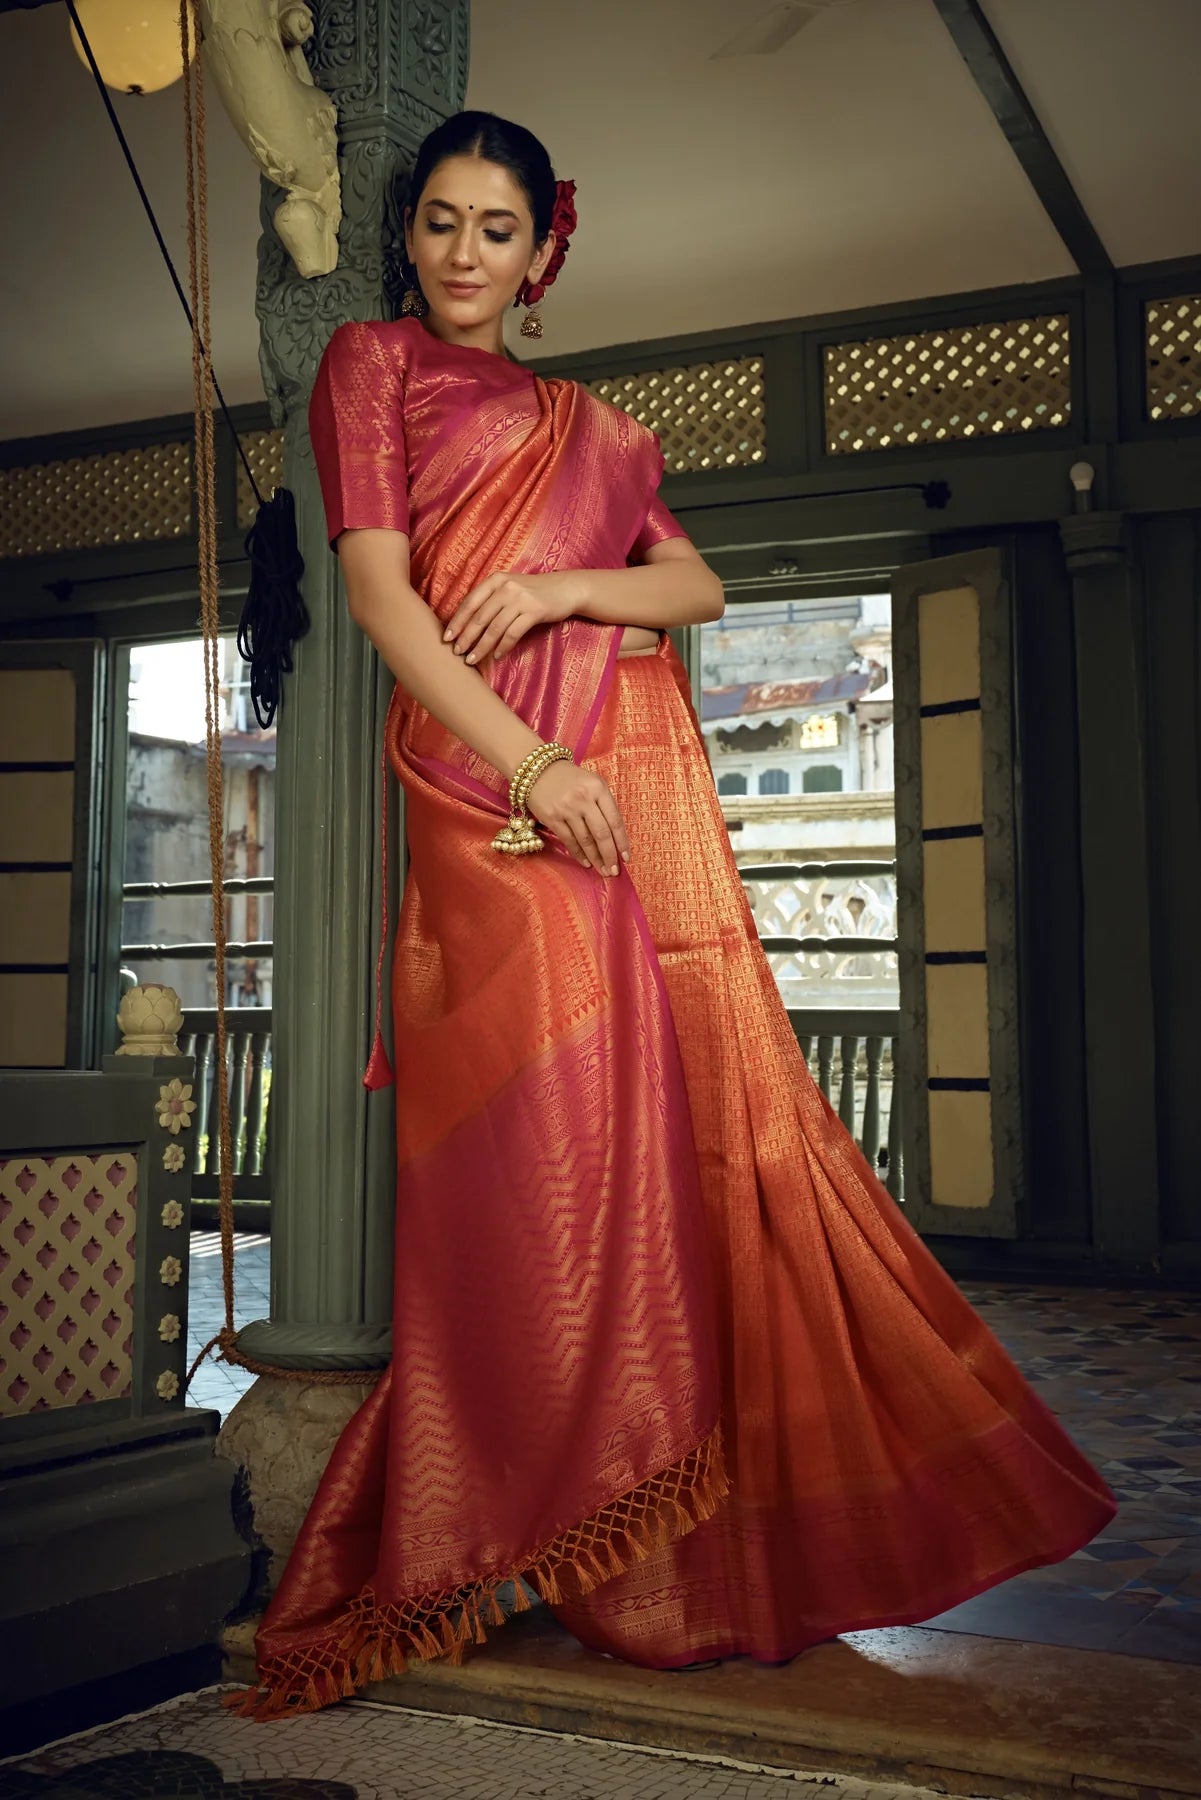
(738, 861), (904, 1200)
(738, 859), (899, 1005)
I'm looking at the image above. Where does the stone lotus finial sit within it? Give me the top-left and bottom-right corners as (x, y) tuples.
(115, 984), (185, 1056)
(200, 0), (341, 280)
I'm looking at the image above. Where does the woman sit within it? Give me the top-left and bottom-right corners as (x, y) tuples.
(235, 110), (1116, 1718)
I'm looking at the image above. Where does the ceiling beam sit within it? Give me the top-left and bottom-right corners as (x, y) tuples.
(930, 0), (1112, 276)
(8, 0), (1117, 281)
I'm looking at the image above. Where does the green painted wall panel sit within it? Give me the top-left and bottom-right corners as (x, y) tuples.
(1140, 512), (1201, 1246)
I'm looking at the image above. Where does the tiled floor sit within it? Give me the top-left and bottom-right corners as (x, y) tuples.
(0, 1689), (951, 1800)
(186, 1232), (270, 1417)
(190, 1235), (1201, 1666)
(921, 1283), (1201, 1666)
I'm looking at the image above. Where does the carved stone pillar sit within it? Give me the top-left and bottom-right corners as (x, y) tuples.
(235, 0), (470, 1372)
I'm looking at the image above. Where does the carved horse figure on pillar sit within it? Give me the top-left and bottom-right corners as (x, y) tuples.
(201, 0), (341, 279)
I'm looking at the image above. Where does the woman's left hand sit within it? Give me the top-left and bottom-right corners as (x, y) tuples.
(442, 569), (582, 665)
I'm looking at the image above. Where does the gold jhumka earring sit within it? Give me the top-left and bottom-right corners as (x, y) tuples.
(399, 253), (428, 318)
(517, 274), (544, 339)
(513, 181), (575, 341)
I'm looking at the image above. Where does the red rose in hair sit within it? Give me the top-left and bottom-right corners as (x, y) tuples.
(517, 178), (577, 307)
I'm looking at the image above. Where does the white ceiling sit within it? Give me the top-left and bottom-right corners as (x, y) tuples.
(2, 0), (1199, 439)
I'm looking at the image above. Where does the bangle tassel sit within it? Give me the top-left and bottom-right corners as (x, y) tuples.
(491, 740), (574, 855)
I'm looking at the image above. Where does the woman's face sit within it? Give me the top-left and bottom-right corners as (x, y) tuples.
(405, 154), (555, 327)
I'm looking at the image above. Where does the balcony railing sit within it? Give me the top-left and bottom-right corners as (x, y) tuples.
(119, 862), (904, 1219)
(121, 875), (273, 1225)
(737, 859), (898, 1008)
(120, 875), (274, 965)
(176, 1007), (271, 1196)
(740, 861), (903, 1199)
(786, 1008), (903, 1202)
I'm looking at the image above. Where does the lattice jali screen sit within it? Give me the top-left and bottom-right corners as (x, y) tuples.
(0, 1150), (137, 1416)
(1146, 295), (1201, 421)
(824, 315), (1071, 454)
(582, 358), (766, 474)
(236, 428), (286, 528)
(0, 442), (192, 560)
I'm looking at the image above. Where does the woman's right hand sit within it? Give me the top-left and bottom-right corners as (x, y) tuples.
(525, 760), (631, 876)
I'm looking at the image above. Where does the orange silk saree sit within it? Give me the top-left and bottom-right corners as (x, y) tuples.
(552, 638), (1117, 1662)
(235, 320), (730, 1717)
(234, 317), (1116, 1716)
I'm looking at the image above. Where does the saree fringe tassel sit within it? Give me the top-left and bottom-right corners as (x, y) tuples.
(226, 1420), (730, 1719)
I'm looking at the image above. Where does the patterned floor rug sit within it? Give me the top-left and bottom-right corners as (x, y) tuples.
(0, 1689), (959, 1800)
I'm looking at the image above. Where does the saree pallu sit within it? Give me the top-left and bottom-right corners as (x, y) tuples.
(549, 636), (1117, 1662)
(237, 371), (731, 1718)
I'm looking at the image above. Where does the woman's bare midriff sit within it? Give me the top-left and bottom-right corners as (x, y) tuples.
(616, 625), (661, 657)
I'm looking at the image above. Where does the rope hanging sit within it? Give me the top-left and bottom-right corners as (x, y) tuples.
(65, 0), (311, 735)
(178, 0), (238, 1386)
(175, 0), (369, 1390)
(70, 0), (364, 1388)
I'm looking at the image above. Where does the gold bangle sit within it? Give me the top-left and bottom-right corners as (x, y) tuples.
(491, 741), (574, 856)
(513, 740), (572, 810)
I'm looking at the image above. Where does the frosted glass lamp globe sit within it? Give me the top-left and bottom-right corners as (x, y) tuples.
(70, 0), (197, 96)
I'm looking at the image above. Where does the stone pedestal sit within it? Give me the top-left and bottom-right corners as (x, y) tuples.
(218, 1375), (378, 1594)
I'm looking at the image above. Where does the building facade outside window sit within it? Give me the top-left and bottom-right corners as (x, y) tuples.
(698, 593), (896, 1011)
(803, 764), (844, 794)
(123, 635), (275, 1012)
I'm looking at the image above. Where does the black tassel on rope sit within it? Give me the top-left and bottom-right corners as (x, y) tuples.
(237, 486), (309, 729)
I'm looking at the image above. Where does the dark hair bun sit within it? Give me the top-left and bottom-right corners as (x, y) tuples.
(404, 109), (558, 245)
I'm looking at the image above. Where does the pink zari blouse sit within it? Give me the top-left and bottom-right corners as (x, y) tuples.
(308, 315), (689, 564)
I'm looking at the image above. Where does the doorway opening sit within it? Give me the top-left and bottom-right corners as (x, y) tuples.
(121, 632), (274, 1416)
(697, 591), (901, 1194)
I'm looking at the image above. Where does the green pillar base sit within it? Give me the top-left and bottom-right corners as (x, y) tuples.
(235, 1320), (391, 1371)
